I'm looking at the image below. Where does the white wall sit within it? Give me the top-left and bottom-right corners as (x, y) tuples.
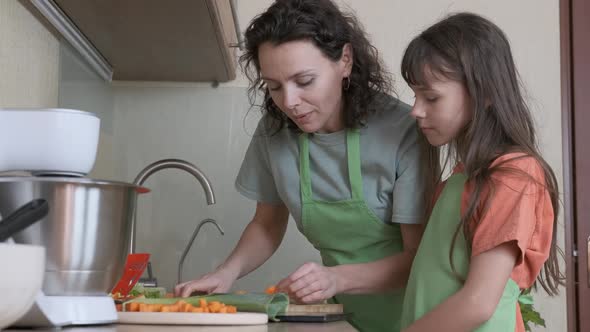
(61, 0), (565, 330)
(0, 0), (59, 107)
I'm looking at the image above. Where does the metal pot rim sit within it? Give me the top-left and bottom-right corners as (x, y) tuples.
(0, 176), (149, 193)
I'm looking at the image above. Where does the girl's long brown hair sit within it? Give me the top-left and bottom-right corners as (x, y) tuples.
(401, 12), (564, 295)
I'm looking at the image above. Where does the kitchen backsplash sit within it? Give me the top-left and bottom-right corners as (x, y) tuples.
(58, 41), (321, 293)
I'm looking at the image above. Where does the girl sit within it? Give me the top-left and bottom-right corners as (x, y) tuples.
(176, 1), (426, 331)
(399, 12), (564, 331)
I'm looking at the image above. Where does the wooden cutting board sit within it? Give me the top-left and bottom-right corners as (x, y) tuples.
(285, 303), (344, 314)
(277, 304), (347, 323)
(118, 312), (268, 325)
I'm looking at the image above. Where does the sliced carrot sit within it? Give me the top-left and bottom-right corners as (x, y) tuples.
(265, 285), (277, 294)
(182, 303), (194, 312)
(209, 301), (222, 313)
(127, 299), (238, 314)
(129, 302), (140, 312)
(152, 305), (162, 312)
(176, 300), (187, 312)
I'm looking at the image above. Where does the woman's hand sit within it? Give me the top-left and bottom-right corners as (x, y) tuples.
(174, 268), (238, 298)
(276, 262), (341, 304)
(174, 202), (290, 298)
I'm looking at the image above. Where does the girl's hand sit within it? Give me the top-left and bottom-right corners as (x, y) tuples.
(276, 262), (342, 304)
(174, 268), (238, 298)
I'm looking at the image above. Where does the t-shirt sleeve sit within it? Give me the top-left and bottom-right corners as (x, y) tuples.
(470, 155), (554, 287)
(234, 119), (283, 204)
(390, 117), (427, 225)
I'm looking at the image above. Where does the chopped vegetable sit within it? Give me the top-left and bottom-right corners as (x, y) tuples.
(265, 285), (277, 295)
(144, 288), (164, 298)
(118, 299), (238, 313)
(110, 284), (165, 302)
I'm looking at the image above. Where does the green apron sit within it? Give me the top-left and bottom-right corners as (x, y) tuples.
(299, 130), (405, 332)
(400, 173), (521, 331)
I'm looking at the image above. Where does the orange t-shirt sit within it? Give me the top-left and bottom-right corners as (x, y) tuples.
(445, 153), (554, 332)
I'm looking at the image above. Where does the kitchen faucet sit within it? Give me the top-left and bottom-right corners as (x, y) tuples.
(177, 218), (224, 285)
(130, 158), (216, 255)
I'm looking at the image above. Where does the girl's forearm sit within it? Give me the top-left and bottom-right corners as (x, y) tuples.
(402, 288), (491, 332)
(403, 243), (519, 331)
(331, 250), (415, 294)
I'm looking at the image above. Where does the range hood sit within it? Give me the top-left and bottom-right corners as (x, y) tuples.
(29, 0), (240, 83)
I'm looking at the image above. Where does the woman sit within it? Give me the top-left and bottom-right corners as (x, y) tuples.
(175, 1), (426, 330)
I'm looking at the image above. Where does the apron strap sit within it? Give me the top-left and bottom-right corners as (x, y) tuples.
(346, 129), (363, 201)
(299, 129), (364, 203)
(299, 133), (313, 202)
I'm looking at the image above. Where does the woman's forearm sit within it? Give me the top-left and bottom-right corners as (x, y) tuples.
(218, 202), (289, 279)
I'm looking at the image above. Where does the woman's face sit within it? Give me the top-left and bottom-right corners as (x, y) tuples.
(409, 68), (473, 146)
(258, 40), (352, 133)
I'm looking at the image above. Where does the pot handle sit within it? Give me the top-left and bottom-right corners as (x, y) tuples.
(0, 199), (49, 242)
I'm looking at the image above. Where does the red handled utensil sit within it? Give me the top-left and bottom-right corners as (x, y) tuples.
(111, 253), (151, 297)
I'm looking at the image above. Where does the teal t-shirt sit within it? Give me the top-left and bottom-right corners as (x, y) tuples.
(235, 93), (425, 230)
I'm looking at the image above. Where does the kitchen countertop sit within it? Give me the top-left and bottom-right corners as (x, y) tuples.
(5, 321), (357, 332)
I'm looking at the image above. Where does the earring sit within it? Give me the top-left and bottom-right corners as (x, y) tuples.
(343, 76), (351, 91)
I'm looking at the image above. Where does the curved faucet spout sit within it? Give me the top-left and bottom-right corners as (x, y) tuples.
(133, 159), (215, 204)
(130, 158), (216, 254)
(177, 218), (224, 285)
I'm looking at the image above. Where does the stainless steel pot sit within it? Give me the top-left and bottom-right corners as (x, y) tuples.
(0, 176), (147, 296)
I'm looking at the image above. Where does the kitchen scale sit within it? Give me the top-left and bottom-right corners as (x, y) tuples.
(13, 291), (117, 327)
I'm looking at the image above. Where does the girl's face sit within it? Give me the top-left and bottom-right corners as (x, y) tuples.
(258, 40), (352, 133)
(409, 70), (473, 146)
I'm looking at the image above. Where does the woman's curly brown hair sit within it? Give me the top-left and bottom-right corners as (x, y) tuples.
(240, 0), (393, 133)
